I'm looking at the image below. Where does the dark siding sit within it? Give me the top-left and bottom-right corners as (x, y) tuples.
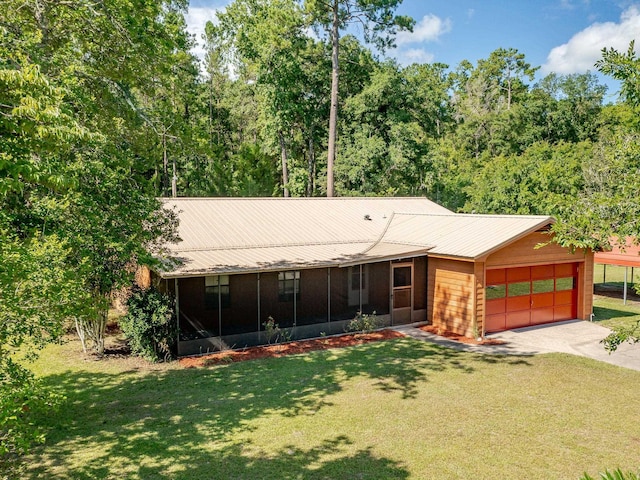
(414, 256), (427, 310)
(368, 262), (390, 315)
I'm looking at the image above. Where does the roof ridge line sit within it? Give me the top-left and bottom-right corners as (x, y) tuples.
(170, 239), (375, 253)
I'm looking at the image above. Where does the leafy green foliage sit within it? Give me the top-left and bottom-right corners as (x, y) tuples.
(0, 361), (62, 458)
(345, 311), (382, 333)
(582, 468), (640, 480)
(120, 286), (178, 362)
(597, 40), (640, 106)
(262, 316), (292, 344)
(602, 320), (640, 353)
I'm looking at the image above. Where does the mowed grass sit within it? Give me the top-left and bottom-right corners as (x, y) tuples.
(22, 333), (640, 480)
(592, 294), (640, 331)
(594, 263), (640, 286)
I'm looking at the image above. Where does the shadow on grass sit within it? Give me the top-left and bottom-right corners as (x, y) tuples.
(25, 338), (531, 479)
(592, 305), (639, 324)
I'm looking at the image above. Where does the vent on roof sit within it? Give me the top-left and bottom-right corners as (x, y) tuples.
(364, 214), (372, 221)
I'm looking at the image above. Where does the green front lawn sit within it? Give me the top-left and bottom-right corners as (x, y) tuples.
(593, 294), (640, 331)
(22, 333), (640, 480)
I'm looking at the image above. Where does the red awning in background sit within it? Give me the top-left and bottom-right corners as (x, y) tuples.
(594, 238), (640, 267)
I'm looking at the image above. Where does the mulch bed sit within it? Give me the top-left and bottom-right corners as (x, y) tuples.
(179, 330), (405, 368)
(418, 325), (506, 346)
(178, 325), (508, 368)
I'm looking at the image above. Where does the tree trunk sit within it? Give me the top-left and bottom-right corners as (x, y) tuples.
(326, 0), (340, 198)
(279, 132), (290, 197)
(162, 132), (168, 197)
(307, 129), (315, 197)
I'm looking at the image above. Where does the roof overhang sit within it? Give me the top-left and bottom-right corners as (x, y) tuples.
(157, 242), (434, 278)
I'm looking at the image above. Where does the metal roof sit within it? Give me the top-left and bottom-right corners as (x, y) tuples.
(158, 197), (554, 277)
(380, 212), (554, 260)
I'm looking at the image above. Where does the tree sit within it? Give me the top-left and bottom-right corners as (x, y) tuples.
(596, 40), (640, 106)
(1, 0), (186, 459)
(337, 60), (451, 196)
(303, 0), (413, 196)
(551, 44), (640, 352)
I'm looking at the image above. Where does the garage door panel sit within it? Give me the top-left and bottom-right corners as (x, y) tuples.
(507, 296), (530, 312)
(532, 292), (554, 308)
(486, 298), (506, 315)
(486, 314), (506, 332)
(554, 305), (574, 321)
(506, 310), (530, 329)
(555, 263), (576, 277)
(486, 268), (506, 284)
(531, 307), (554, 324)
(531, 265), (554, 279)
(555, 290), (574, 306)
(507, 267), (530, 282)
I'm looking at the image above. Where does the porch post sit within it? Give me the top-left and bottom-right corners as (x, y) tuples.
(257, 273), (261, 332)
(624, 267), (628, 305)
(293, 273), (297, 327)
(389, 261), (394, 326)
(327, 268), (331, 323)
(359, 264), (363, 313)
(175, 278), (180, 356)
(218, 277), (222, 336)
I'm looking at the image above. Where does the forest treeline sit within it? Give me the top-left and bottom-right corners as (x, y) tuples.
(1, 0), (639, 461)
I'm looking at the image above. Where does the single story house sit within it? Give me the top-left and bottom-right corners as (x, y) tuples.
(153, 197), (594, 356)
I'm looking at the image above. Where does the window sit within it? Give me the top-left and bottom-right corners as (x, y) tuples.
(351, 267), (366, 291)
(278, 271), (300, 302)
(556, 277), (576, 291)
(508, 281), (531, 297)
(205, 275), (230, 309)
(532, 279), (554, 294)
(486, 284), (506, 299)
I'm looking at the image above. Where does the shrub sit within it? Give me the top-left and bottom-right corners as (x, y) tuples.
(345, 311), (381, 334)
(120, 286), (177, 362)
(262, 316), (291, 344)
(581, 469), (640, 480)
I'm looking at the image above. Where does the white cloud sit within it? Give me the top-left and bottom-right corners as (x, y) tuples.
(396, 14), (452, 45)
(185, 6), (223, 61)
(543, 5), (640, 74)
(397, 48), (436, 65)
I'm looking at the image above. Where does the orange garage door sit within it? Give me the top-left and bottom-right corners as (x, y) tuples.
(485, 263), (578, 333)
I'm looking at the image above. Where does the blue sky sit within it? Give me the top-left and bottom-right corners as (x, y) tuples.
(186, 0), (640, 100)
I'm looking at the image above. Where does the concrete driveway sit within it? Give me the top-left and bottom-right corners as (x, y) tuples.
(395, 320), (640, 371)
(484, 320), (640, 371)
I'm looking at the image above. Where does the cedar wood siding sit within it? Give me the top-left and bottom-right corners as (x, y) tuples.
(486, 232), (584, 268)
(428, 258), (476, 337)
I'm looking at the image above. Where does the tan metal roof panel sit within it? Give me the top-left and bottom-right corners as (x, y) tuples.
(162, 197), (450, 251)
(380, 213), (554, 259)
